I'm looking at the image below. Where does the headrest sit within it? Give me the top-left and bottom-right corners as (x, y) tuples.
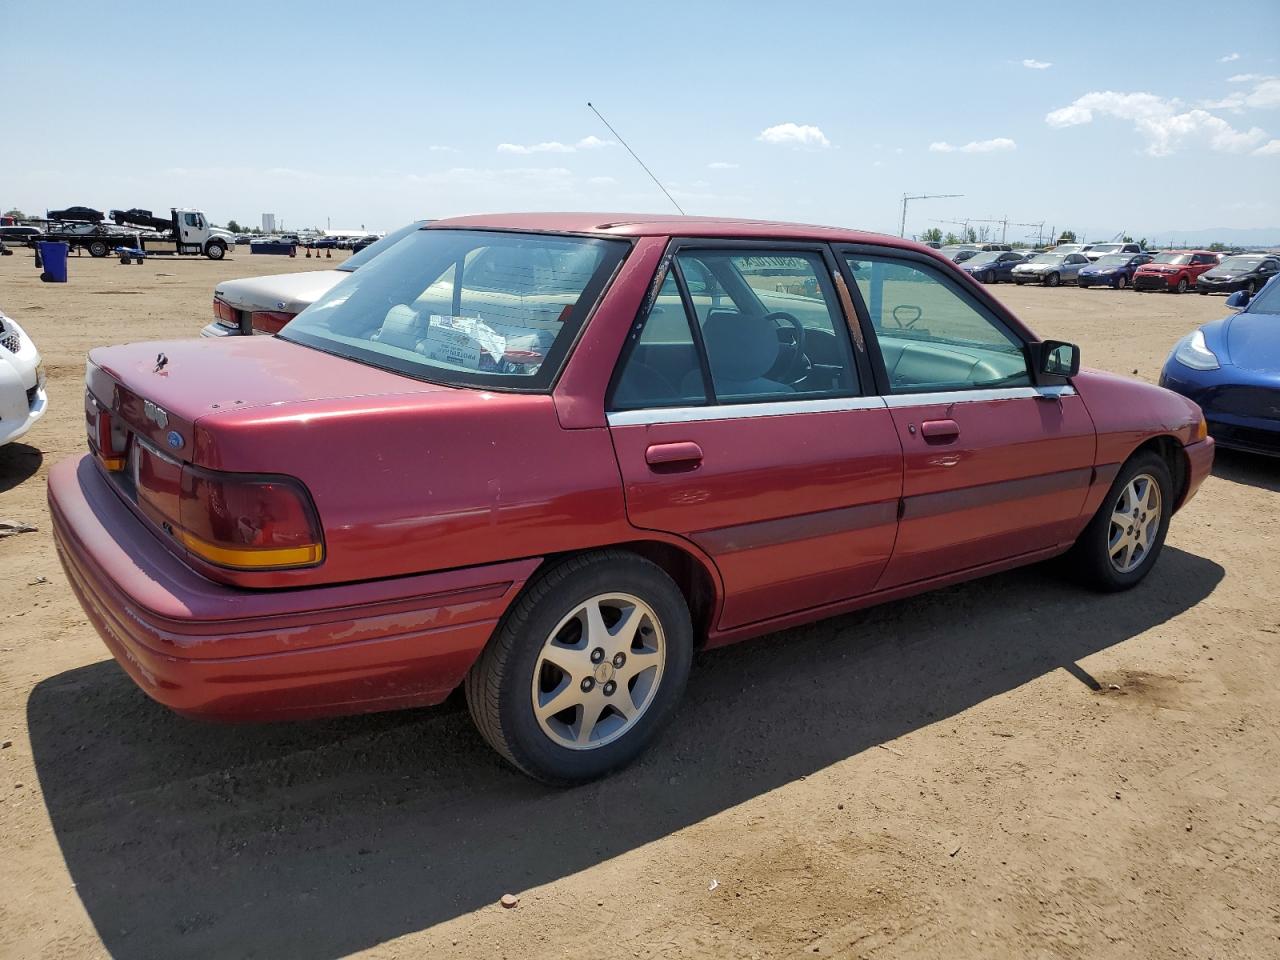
(701, 311), (778, 382)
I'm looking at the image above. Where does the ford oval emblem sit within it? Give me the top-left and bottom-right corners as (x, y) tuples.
(166, 430), (184, 450)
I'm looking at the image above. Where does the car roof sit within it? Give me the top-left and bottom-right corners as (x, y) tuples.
(427, 212), (928, 250)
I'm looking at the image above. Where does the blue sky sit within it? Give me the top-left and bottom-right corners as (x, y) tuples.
(2, 0), (1278, 242)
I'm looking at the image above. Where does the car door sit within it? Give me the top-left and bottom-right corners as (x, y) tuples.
(1064, 253), (1088, 281)
(607, 242), (903, 630)
(836, 245), (1096, 588)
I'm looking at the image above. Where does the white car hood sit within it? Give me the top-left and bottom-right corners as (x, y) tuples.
(213, 269), (348, 315)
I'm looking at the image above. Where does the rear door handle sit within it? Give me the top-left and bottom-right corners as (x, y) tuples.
(645, 441), (703, 468)
(920, 419), (960, 442)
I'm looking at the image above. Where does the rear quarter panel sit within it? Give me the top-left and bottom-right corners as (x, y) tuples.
(188, 393), (636, 588)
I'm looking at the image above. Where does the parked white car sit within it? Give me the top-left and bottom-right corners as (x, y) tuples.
(0, 308), (48, 446)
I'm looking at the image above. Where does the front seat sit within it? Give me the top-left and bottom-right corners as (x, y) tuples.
(689, 310), (793, 400)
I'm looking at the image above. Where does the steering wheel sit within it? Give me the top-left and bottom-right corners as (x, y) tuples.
(761, 311), (808, 381)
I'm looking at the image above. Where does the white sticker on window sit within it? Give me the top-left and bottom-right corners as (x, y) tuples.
(424, 315), (507, 369)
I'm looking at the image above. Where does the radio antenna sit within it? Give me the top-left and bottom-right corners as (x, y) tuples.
(587, 101), (686, 216)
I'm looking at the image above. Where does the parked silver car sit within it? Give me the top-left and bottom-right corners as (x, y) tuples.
(201, 220), (427, 337)
(1011, 252), (1092, 287)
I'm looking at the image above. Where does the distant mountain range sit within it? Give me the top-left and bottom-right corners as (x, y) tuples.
(1089, 227), (1280, 248)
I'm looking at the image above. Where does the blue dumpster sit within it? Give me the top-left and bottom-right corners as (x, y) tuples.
(38, 241), (70, 283)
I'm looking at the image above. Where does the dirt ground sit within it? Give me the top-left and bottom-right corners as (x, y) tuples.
(1, 247), (1278, 960)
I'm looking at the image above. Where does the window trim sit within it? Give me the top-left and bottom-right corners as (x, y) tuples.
(833, 243), (1042, 396)
(605, 237), (873, 414)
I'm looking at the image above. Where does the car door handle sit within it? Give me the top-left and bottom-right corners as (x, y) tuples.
(920, 419), (960, 442)
(645, 441), (703, 467)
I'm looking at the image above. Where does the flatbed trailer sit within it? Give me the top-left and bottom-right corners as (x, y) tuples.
(27, 208), (233, 260)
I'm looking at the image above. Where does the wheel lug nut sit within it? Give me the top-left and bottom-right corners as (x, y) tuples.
(603, 681), (616, 696)
(590, 647), (605, 664)
(612, 652), (626, 668)
(580, 677), (594, 692)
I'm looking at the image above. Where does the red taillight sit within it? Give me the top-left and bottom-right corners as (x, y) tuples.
(86, 399), (127, 471)
(248, 310), (294, 334)
(213, 298), (238, 327)
(134, 444), (323, 570)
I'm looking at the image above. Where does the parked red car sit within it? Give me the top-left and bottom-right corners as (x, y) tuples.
(51, 214), (1214, 783)
(1133, 250), (1221, 293)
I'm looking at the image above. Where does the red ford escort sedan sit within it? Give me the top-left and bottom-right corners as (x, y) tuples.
(51, 214), (1214, 783)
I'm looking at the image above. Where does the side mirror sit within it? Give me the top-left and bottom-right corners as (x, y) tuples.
(1033, 340), (1080, 379)
(1225, 289), (1251, 310)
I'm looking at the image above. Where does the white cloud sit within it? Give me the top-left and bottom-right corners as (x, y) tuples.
(496, 135), (615, 155)
(1022, 59), (1052, 70)
(1045, 90), (1270, 156)
(929, 137), (1017, 153)
(1255, 139), (1280, 156)
(1220, 52), (1241, 63)
(1202, 76), (1280, 112)
(1228, 73), (1268, 83)
(756, 122), (831, 148)
(707, 161), (739, 169)
(428, 145), (460, 153)
(588, 175), (617, 185)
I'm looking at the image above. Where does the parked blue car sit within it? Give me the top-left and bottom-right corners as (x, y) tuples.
(957, 250), (1025, 284)
(1159, 277), (1280, 456)
(1078, 252), (1154, 290)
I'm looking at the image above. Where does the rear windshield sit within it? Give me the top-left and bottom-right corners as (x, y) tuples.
(280, 228), (628, 390)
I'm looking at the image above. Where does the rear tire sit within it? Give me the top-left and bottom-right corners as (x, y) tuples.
(88, 240), (109, 258)
(465, 550), (693, 785)
(1069, 450), (1172, 592)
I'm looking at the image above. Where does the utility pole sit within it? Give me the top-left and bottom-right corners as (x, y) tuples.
(900, 192), (963, 238)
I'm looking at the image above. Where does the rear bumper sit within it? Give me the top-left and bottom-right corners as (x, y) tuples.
(49, 455), (537, 721)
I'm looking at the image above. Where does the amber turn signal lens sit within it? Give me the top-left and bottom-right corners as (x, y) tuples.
(1194, 414), (1208, 442)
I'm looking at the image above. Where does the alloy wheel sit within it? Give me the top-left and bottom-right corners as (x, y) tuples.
(1108, 473), (1163, 574)
(530, 593), (666, 750)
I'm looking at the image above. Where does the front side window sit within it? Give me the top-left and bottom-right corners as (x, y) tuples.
(281, 229), (627, 390)
(844, 254), (1030, 393)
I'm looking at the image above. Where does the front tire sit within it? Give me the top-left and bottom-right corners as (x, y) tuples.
(1069, 451), (1172, 592)
(205, 241), (226, 260)
(88, 240), (109, 258)
(1115, 275), (1128, 290)
(1045, 272), (1061, 287)
(1175, 276), (1188, 293)
(465, 551), (693, 785)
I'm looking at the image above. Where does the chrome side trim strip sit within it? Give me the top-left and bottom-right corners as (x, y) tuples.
(882, 385), (1076, 408)
(606, 395), (888, 426)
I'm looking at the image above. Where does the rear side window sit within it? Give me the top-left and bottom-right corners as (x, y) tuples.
(609, 248), (860, 409)
(281, 229), (628, 390)
(611, 271), (708, 410)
